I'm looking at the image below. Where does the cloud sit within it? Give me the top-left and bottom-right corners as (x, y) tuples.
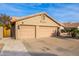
(0, 3), (79, 22)
(44, 3), (79, 22)
(0, 4), (23, 12)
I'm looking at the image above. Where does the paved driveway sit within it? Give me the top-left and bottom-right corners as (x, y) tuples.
(0, 37), (79, 56)
(0, 38), (30, 56)
(23, 37), (79, 56)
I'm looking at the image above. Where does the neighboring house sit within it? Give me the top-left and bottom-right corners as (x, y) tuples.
(63, 22), (79, 29)
(4, 13), (63, 40)
(60, 22), (79, 37)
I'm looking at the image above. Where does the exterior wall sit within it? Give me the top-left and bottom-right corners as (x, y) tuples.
(16, 15), (60, 27)
(0, 27), (3, 39)
(15, 14), (61, 39)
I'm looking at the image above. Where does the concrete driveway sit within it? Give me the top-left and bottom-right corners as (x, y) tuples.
(0, 38), (30, 56)
(23, 37), (79, 56)
(0, 37), (79, 56)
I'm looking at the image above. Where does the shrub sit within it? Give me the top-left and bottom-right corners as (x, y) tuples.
(71, 28), (79, 38)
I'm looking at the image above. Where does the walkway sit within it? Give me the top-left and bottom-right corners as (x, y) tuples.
(0, 38), (30, 56)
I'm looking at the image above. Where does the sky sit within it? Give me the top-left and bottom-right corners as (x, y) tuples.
(0, 3), (79, 23)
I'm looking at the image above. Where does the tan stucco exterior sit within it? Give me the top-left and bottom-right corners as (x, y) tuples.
(15, 14), (60, 27)
(12, 13), (62, 40)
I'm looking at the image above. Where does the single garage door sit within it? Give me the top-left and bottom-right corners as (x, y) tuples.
(19, 25), (35, 39)
(38, 26), (57, 38)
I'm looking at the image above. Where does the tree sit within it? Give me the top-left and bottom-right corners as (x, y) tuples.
(66, 28), (79, 38)
(63, 27), (79, 38)
(71, 28), (79, 37)
(0, 14), (11, 29)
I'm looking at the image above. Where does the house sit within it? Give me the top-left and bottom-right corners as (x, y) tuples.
(60, 22), (79, 37)
(63, 22), (79, 29)
(3, 13), (62, 40)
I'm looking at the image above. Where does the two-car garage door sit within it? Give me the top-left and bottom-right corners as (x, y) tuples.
(18, 25), (57, 39)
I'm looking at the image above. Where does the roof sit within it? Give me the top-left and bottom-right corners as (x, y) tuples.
(11, 12), (63, 26)
(63, 22), (79, 28)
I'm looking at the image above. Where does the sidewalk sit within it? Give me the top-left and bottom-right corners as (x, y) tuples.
(0, 38), (30, 56)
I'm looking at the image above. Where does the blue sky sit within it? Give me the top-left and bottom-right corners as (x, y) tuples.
(0, 3), (79, 23)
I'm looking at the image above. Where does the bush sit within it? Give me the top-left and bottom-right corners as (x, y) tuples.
(71, 28), (79, 38)
(62, 28), (79, 38)
(0, 23), (2, 27)
(61, 29), (66, 33)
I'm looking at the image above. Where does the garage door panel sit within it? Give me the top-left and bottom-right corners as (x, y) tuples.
(19, 25), (35, 39)
(38, 26), (57, 38)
